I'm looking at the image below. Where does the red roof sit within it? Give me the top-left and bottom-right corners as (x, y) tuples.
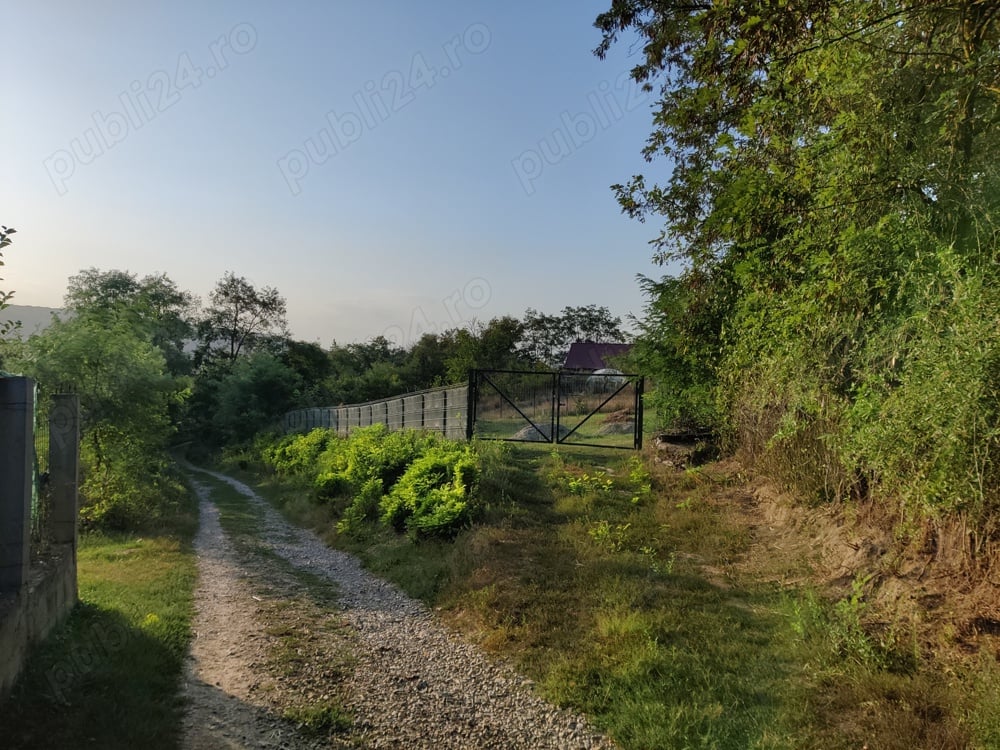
(562, 342), (632, 371)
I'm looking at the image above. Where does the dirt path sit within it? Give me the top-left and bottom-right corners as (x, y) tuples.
(180, 468), (616, 749)
(181, 476), (344, 749)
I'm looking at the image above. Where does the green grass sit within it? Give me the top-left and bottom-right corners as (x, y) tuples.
(223, 448), (990, 746)
(229, 439), (1000, 749)
(3, 480), (199, 750)
(283, 701), (352, 733)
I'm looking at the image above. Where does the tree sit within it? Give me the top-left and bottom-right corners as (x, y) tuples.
(15, 316), (186, 526)
(596, 2), (1000, 513)
(520, 305), (627, 367)
(212, 352), (302, 443)
(444, 316), (526, 382)
(325, 336), (407, 403)
(198, 272), (287, 363)
(64, 268), (197, 374)
(0, 225), (17, 337)
(401, 332), (456, 390)
(281, 339), (334, 404)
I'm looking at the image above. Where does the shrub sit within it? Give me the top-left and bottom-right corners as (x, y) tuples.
(336, 476), (384, 536)
(257, 426), (484, 539)
(313, 425), (440, 500)
(263, 428), (332, 476)
(380, 444), (480, 537)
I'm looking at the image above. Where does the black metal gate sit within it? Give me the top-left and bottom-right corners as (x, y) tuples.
(467, 369), (644, 449)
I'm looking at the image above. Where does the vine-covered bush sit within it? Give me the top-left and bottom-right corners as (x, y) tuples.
(312, 425), (440, 500)
(259, 425), (485, 538)
(262, 428), (332, 477)
(379, 444), (480, 537)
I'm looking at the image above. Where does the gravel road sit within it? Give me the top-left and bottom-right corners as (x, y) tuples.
(182, 467), (617, 750)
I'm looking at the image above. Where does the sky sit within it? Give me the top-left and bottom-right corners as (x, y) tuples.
(3, 1), (673, 347)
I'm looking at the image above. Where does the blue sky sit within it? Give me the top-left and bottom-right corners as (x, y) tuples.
(3, 1), (671, 346)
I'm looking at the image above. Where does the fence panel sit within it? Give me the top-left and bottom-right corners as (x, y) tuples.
(283, 385), (473, 441)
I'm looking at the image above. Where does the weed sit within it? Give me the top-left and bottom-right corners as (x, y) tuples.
(587, 519), (631, 552)
(283, 701), (352, 733)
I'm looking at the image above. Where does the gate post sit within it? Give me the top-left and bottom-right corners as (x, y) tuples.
(634, 376), (645, 450)
(466, 370), (476, 440)
(49, 394), (80, 548)
(0, 377), (34, 591)
(552, 371), (560, 444)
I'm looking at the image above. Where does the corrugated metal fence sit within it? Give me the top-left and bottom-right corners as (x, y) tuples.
(282, 384), (469, 441)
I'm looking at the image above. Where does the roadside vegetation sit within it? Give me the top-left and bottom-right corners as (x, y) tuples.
(227, 430), (1000, 749)
(599, 2), (1000, 552)
(3, 476), (198, 750)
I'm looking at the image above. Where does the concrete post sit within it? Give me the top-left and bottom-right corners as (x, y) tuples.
(0, 377), (34, 591)
(48, 395), (80, 548)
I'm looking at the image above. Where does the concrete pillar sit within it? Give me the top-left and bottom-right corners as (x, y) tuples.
(48, 395), (80, 548)
(0, 377), (34, 591)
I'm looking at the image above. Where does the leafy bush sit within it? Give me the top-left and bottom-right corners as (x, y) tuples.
(80, 448), (190, 531)
(336, 477), (383, 536)
(258, 426), (484, 538)
(312, 425), (440, 500)
(380, 444), (480, 537)
(263, 428), (332, 476)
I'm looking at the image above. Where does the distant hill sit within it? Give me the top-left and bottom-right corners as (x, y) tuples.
(0, 304), (63, 337)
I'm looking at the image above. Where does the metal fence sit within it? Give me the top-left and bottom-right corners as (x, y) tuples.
(31, 394), (50, 548)
(282, 384), (469, 441)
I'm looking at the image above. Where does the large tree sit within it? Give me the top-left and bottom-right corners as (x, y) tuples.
(65, 268), (196, 374)
(520, 305), (628, 368)
(597, 2), (1000, 512)
(198, 272), (287, 363)
(16, 315), (186, 526)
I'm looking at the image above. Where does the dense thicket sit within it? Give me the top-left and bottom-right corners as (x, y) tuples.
(598, 2), (1000, 523)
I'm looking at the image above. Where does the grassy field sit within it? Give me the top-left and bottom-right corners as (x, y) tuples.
(234, 440), (1000, 749)
(3, 480), (198, 750)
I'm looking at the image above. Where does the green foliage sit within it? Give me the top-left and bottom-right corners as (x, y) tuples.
(265, 428), (333, 476)
(521, 305), (629, 368)
(0, 224), (17, 337)
(258, 425), (484, 539)
(566, 471), (614, 497)
(13, 316), (188, 529)
(443, 316), (528, 383)
(212, 352), (302, 444)
(598, 1), (1000, 528)
(64, 268), (196, 376)
(337, 477), (384, 535)
(197, 271), (287, 363)
(283, 702), (352, 734)
(312, 424), (440, 499)
(380, 444), (479, 537)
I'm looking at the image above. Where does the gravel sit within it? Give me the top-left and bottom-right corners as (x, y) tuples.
(190, 467), (618, 750)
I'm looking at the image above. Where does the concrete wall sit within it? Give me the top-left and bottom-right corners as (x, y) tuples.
(0, 544), (76, 699)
